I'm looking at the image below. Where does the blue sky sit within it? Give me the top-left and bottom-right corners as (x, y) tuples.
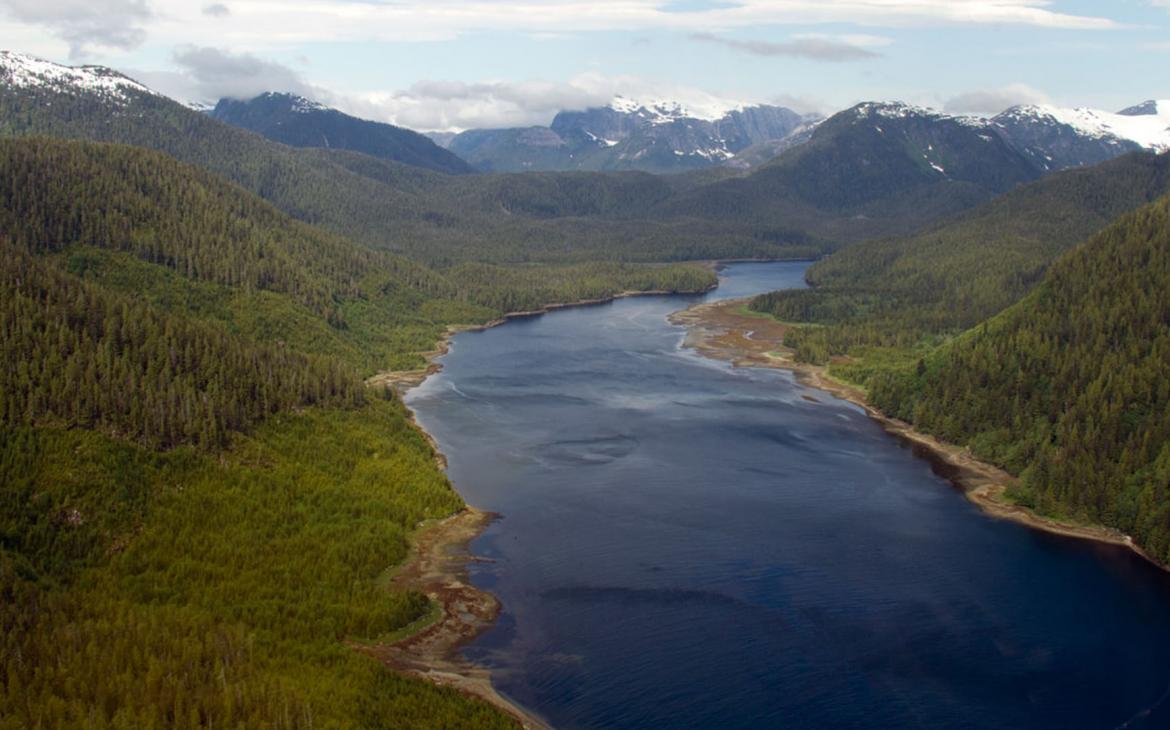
(1, 0), (1167, 130)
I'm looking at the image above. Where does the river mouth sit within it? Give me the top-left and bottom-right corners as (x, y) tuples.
(406, 262), (1170, 730)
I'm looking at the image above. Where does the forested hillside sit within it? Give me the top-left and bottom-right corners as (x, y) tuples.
(0, 135), (720, 727)
(0, 138), (714, 373)
(0, 71), (823, 264)
(0, 245), (363, 450)
(864, 193), (1170, 562)
(0, 56), (1068, 265)
(751, 152), (1170, 361)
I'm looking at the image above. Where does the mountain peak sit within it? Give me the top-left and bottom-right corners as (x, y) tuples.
(852, 101), (936, 118)
(996, 103), (1170, 151)
(607, 95), (746, 123)
(252, 91), (329, 114)
(1117, 99), (1170, 117)
(210, 92), (474, 174)
(0, 50), (155, 104)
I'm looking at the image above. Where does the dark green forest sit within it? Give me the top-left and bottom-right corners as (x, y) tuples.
(750, 152), (1170, 363)
(864, 193), (1170, 562)
(748, 157), (1170, 564)
(0, 82), (827, 265)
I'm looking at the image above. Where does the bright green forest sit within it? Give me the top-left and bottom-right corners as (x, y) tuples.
(0, 135), (719, 728)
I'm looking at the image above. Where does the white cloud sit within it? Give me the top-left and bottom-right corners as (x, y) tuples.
(943, 83), (1051, 115)
(343, 71), (764, 131)
(0, 0), (1122, 60)
(170, 46), (321, 102)
(0, 0), (150, 57)
(134, 50), (773, 131)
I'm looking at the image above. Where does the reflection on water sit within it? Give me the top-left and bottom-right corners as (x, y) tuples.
(407, 262), (1170, 730)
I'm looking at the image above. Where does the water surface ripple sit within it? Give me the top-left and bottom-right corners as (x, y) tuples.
(406, 262), (1170, 730)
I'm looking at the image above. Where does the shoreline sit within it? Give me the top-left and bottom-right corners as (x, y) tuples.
(668, 297), (1161, 568)
(363, 282), (718, 728)
(358, 507), (549, 729)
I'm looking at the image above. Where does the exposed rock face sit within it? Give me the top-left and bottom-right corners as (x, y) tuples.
(449, 98), (815, 173)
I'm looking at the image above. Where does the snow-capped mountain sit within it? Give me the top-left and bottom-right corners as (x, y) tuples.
(445, 98), (817, 173)
(808, 99), (1170, 176)
(991, 101), (1170, 172)
(807, 101), (1039, 194)
(0, 50), (155, 105)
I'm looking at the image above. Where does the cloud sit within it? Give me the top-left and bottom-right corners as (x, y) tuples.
(48, 0), (1122, 55)
(691, 32), (882, 61)
(0, 0), (1122, 64)
(943, 83), (1051, 115)
(171, 46), (319, 102)
(0, 0), (151, 57)
(769, 93), (833, 116)
(347, 77), (613, 132)
(331, 72), (766, 132)
(144, 50), (730, 131)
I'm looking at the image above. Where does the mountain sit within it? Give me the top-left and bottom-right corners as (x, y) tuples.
(723, 123), (820, 170)
(750, 151), (1170, 359)
(867, 190), (1170, 564)
(210, 92), (474, 174)
(0, 52), (835, 263)
(14, 52), (1139, 263)
(990, 100), (1170, 172)
(448, 97), (815, 173)
(659, 102), (1043, 241)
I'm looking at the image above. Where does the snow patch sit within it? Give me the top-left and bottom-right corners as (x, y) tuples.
(290, 95), (327, 113)
(609, 94), (747, 123)
(0, 51), (156, 104)
(996, 102), (1170, 151)
(583, 129), (622, 147)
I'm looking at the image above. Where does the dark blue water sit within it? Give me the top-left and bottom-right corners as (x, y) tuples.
(406, 262), (1170, 729)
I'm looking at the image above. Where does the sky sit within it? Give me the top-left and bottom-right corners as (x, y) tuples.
(0, 0), (1168, 131)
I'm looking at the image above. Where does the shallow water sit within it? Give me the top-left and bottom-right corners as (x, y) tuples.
(406, 262), (1170, 729)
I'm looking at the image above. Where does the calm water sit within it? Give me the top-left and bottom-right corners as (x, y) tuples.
(406, 262), (1170, 729)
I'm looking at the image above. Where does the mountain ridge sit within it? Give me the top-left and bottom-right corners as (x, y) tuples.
(446, 98), (816, 173)
(210, 92), (474, 175)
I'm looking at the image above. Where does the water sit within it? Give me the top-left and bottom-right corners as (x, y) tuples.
(406, 262), (1170, 729)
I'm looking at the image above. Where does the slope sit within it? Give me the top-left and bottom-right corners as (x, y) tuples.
(750, 151), (1170, 359)
(448, 98), (810, 173)
(211, 92), (474, 175)
(659, 102), (1042, 241)
(865, 192), (1170, 563)
(0, 137), (519, 725)
(0, 52), (819, 263)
